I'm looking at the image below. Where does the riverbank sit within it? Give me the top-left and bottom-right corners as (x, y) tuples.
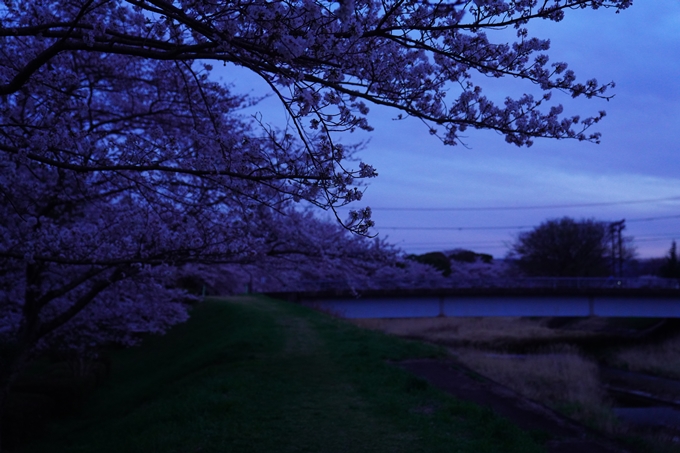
(353, 316), (680, 452)
(13, 296), (544, 453)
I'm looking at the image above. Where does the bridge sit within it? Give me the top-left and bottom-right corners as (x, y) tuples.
(266, 277), (680, 319)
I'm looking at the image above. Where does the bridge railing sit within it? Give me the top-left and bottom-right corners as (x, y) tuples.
(279, 277), (680, 293)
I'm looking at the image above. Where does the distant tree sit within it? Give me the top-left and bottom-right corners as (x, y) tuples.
(509, 217), (633, 277)
(407, 252), (452, 277)
(449, 249), (493, 264)
(659, 241), (680, 279)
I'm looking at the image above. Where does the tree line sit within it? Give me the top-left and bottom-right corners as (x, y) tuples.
(408, 217), (677, 280)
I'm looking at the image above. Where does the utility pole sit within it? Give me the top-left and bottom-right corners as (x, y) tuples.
(609, 220), (626, 277)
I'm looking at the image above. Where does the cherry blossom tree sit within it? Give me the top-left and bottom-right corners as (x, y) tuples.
(217, 208), (448, 293)
(0, 0), (634, 448)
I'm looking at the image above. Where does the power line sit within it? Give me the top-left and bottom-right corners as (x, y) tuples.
(636, 238), (675, 243)
(343, 196), (680, 212)
(626, 214), (680, 223)
(378, 225), (531, 231)
(376, 213), (680, 231)
(398, 235), (677, 248)
(396, 240), (507, 246)
(635, 233), (679, 240)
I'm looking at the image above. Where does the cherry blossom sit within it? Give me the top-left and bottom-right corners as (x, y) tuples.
(0, 1), (634, 447)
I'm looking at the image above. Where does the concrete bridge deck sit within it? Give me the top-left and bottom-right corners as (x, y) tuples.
(266, 278), (680, 319)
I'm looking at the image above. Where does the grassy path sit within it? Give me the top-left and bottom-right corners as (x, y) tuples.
(24, 296), (545, 453)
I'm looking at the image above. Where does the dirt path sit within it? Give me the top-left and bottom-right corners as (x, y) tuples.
(396, 358), (635, 453)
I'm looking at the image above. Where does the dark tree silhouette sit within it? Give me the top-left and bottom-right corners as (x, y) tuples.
(659, 241), (680, 279)
(509, 217), (633, 277)
(407, 252), (452, 277)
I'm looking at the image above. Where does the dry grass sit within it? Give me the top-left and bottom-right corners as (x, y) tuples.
(353, 317), (619, 431)
(351, 317), (595, 349)
(452, 345), (615, 429)
(455, 345), (601, 405)
(610, 333), (680, 380)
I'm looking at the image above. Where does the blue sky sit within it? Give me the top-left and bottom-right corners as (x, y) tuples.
(225, 1), (680, 259)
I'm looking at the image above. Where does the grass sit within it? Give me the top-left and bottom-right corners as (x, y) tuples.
(454, 345), (602, 407)
(608, 333), (680, 379)
(20, 296), (545, 453)
(352, 316), (597, 350)
(453, 345), (615, 432)
(353, 316), (680, 451)
(354, 317), (619, 431)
